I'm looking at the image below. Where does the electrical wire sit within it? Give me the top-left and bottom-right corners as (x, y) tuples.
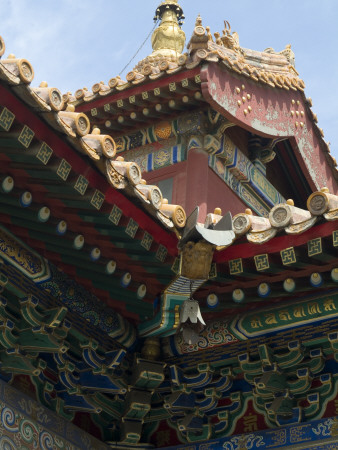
(118, 20), (159, 77)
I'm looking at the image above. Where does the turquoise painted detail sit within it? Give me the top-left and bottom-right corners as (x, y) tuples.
(208, 135), (285, 215)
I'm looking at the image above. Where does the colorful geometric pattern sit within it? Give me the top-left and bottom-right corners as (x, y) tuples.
(125, 218), (139, 238)
(229, 258), (243, 275)
(254, 254), (270, 271)
(208, 134), (285, 216)
(171, 257), (180, 274)
(114, 113), (202, 154)
(308, 238), (322, 257)
(209, 263), (217, 279)
(141, 232), (153, 250)
(0, 107), (15, 131)
(74, 175), (89, 195)
(333, 231), (338, 248)
(162, 416), (338, 449)
(0, 226), (50, 282)
(56, 159), (71, 181)
(90, 190), (105, 210)
(165, 276), (205, 295)
(0, 381), (109, 450)
(177, 111), (203, 135)
(109, 205), (123, 225)
(280, 247), (297, 265)
(18, 125), (34, 148)
(156, 245), (168, 262)
(36, 142), (53, 165)
(124, 139), (185, 173)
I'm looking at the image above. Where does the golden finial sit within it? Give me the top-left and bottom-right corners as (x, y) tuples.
(151, 0), (186, 56)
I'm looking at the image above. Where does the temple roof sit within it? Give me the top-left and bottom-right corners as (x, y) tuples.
(71, 16), (304, 103)
(0, 3), (337, 331)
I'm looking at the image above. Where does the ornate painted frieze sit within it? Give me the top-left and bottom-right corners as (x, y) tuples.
(123, 137), (185, 173)
(115, 112), (206, 155)
(0, 380), (109, 449)
(208, 134), (285, 216)
(0, 225), (136, 348)
(0, 226), (50, 282)
(161, 416), (338, 449)
(166, 293), (338, 355)
(115, 120), (178, 153)
(236, 293), (338, 338)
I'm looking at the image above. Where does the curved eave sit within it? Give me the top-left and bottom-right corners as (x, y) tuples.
(0, 83), (180, 322)
(200, 63), (338, 194)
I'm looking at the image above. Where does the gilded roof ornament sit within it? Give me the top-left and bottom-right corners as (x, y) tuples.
(264, 44), (296, 68)
(151, 0), (186, 56)
(133, 0), (186, 73)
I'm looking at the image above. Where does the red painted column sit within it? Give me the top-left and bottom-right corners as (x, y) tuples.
(185, 141), (209, 221)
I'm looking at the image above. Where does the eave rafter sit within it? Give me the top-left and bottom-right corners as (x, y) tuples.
(0, 84), (181, 322)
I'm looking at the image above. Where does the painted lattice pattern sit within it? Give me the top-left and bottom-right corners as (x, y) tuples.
(141, 232), (153, 250)
(254, 254), (270, 271)
(229, 258), (243, 275)
(18, 125), (34, 148)
(74, 175), (89, 195)
(125, 219), (139, 238)
(0, 107), (15, 131)
(109, 205), (123, 225)
(156, 245), (168, 262)
(280, 247), (296, 265)
(308, 238), (322, 257)
(333, 231), (338, 248)
(36, 142), (53, 165)
(90, 190), (105, 210)
(56, 159), (71, 181)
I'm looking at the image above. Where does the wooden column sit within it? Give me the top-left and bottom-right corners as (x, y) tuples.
(185, 137), (209, 221)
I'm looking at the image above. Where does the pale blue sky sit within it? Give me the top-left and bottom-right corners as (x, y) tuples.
(1, 0), (337, 162)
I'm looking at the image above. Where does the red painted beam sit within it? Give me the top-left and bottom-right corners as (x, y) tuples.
(215, 220), (337, 262)
(0, 84), (179, 255)
(75, 68), (201, 112)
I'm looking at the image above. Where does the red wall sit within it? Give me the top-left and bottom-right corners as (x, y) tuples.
(145, 154), (247, 223)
